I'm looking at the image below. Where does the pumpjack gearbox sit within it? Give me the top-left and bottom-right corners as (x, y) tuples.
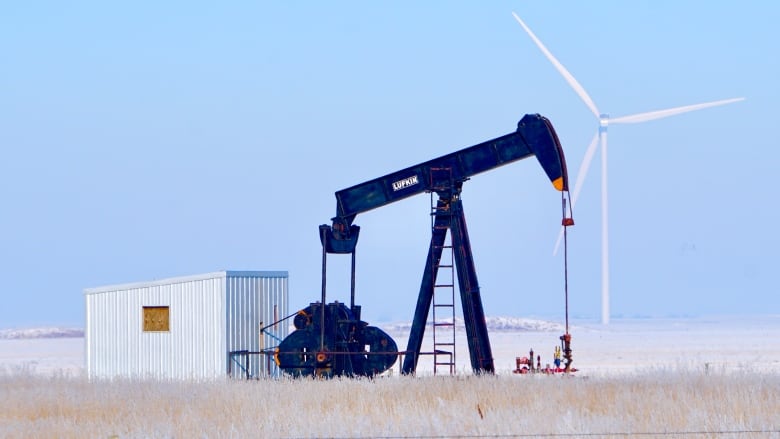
(275, 302), (398, 377)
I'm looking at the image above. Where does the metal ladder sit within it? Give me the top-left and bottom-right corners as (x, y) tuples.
(430, 167), (456, 375)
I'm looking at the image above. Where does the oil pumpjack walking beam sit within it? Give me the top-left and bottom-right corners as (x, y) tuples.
(319, 113), (569, 375)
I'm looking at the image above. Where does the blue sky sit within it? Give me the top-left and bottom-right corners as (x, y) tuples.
(1, 2), (777, 327)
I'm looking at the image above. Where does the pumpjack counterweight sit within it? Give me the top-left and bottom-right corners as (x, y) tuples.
(278, 113), (569, 377)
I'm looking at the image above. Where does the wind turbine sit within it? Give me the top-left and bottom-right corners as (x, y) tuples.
(511, 12), (744, 325)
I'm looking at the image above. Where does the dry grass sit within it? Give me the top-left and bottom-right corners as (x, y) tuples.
(1, 367), (778, 439)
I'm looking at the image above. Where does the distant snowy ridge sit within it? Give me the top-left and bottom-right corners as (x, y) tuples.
(483, 316), (565, 332)
(0, 327), (84, 339)
(384, 316), (565, 333)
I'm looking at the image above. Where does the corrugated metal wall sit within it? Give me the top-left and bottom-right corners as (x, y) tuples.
(225, 271), (288, 378)
(85, 271), (288, 380)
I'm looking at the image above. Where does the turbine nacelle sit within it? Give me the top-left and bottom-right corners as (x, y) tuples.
(599, 114), (610, 131)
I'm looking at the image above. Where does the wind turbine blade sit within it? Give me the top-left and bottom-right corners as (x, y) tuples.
(552, 223), (565, 256)
(610, 97), (745, 124)
(553, 131), (600, 256)
(511, 12), (601, 119)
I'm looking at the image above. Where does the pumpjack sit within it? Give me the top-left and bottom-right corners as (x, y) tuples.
(277, 113), (570, 377)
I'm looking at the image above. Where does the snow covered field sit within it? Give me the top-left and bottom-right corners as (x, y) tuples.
(2, 315), (778, 377)
(388, 315), (780, 376)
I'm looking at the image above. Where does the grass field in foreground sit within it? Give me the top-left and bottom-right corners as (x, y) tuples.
(1, 368), (778, 439)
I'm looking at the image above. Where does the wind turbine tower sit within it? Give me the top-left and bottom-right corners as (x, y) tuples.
(511, 12), (744, 324)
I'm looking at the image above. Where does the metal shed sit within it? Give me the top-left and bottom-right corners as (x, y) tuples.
(84, 271), (288, 380)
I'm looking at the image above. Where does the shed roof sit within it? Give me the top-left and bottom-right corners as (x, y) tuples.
(84, 270), (288, 295)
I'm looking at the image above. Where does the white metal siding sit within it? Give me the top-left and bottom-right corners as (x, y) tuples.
(225, 272), (289, 378)
(85, 271), (288, 380)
